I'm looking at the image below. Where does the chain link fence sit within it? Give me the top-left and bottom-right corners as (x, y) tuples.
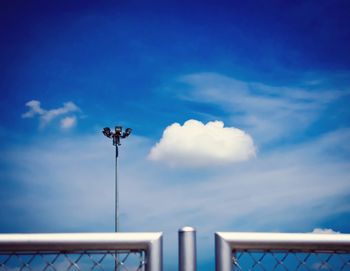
(0, 233), (162, 271)
(0, 250), (145, 271)
(2, 230), (350, 271)
(233, 250), (350, 270)
(216, 232), (350, 271)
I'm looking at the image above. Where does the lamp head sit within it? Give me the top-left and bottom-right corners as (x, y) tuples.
(102, 127), (112, 138)
(123, 128), (132, 138)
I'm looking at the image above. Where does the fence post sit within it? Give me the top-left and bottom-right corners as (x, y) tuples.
(146, 233), (163, 271)
(215, 233), (232, 271)
(179, 226), (197, 271)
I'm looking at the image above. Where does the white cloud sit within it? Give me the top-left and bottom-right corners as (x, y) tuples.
(22, 100), (80, 128)
(148, 119), (256, 167)
(312, 228), (340, 234)
(21, 100), (45, 117)
(60, 116), (77, 129)
(41, 102), (79, 124)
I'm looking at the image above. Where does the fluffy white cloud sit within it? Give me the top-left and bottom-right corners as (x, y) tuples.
(22, 100), (80, 128)
(148, 119), (256, 167)
(312, 228), (340, 234)
(60, 116), (77, 129)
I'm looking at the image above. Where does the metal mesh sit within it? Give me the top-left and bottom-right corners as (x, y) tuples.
(0, 250), (146, 271)
(233, 250), (350, 271)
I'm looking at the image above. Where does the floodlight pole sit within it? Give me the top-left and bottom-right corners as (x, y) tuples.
(115, 144), (119, 233)
(102, 126), (132, 235)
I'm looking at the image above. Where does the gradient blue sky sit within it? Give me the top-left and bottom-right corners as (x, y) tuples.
(1, 1), (350, 270)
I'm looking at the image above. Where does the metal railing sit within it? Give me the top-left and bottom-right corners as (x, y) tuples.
(3, 229), (350, 270)
(215, 232), (350, 271)
(0, 232), (162, 271)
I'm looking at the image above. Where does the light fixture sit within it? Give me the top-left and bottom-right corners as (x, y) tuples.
(102, 127), (112, 138)
(122, 128), (132, 138)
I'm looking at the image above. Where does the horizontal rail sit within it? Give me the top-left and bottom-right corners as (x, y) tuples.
(0, 232), (163, 271)
(217, 232), (350, 251)
(216, 232), (350, 271)
(0, 232), (162, 251)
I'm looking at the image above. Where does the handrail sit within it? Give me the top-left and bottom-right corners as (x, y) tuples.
(216, 232), (350, 251)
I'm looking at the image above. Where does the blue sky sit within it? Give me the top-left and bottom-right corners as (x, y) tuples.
(1, 1), (350, 270)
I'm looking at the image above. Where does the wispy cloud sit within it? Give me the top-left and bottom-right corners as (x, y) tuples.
(148, 119), (256, 167)
(177, 73), (349, 144)
(22, 100), (80, 129)
(21, 100), (46, 117)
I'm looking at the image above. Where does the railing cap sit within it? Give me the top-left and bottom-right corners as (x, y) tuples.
(179, 226), (196, 232)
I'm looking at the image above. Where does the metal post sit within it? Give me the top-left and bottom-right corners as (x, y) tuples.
(179, 226), (197, 271)
(215, 233), (232, 271)
(146, 233), (163, 271)
(102, 126), (131, 234)
(115, 146), (119, 271)
(102, 126), (132, 271)
(115, 145), (119, 233)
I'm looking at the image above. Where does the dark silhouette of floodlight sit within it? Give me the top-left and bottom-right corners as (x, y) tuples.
(122, 128), (132, 138)
(103, 127), (112, 138)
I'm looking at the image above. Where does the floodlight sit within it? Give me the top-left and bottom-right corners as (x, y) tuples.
(102, 127), (112, 138)
(122, 128), (132, 138)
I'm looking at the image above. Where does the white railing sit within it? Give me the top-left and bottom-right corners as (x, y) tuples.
(215, 232), (350, 271)
(0, 232), (162, 271)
